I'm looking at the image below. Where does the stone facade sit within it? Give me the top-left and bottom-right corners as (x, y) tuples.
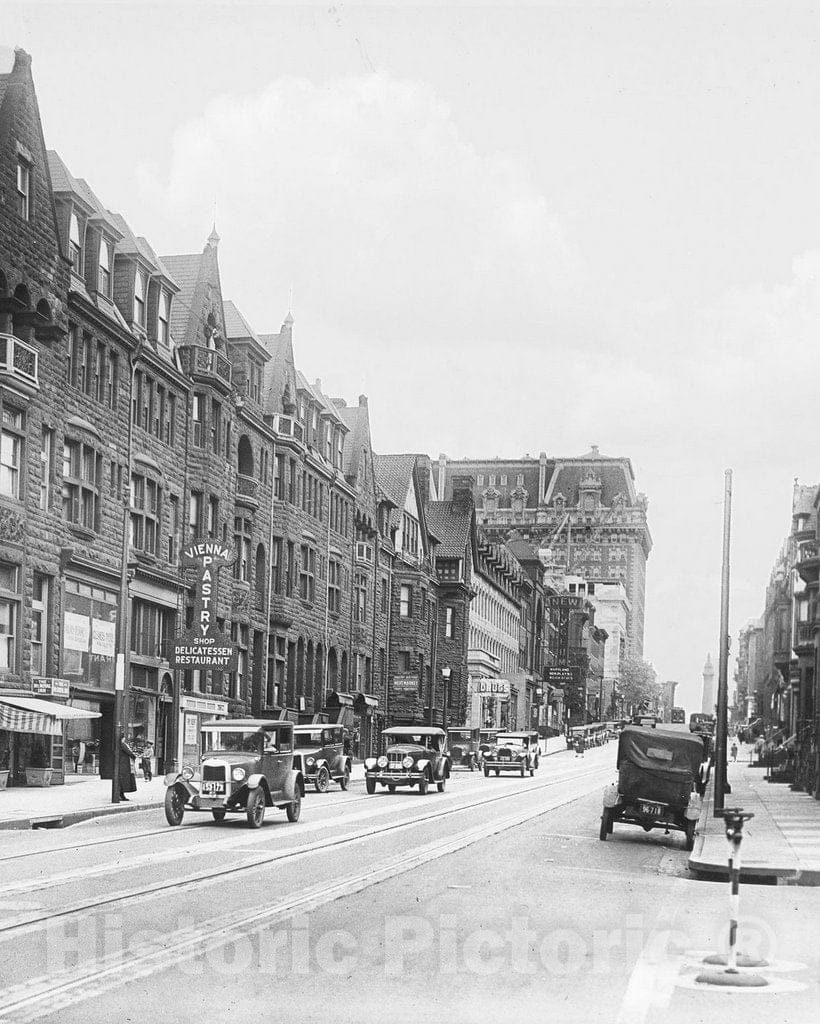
(436, 446), (651, 657)
(0, 49), (479, 785)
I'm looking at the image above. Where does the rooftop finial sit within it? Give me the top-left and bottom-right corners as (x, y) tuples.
(207, 223), (220, 248)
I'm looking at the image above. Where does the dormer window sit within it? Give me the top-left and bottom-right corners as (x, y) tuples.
(69, 212), (83, 273)
(158, 290), (170, 345)
(16, 159), (31, 221)
(134, 271), (146, 327)
(97, 238), (112, 296)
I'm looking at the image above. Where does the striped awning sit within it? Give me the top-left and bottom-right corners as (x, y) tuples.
(0, 697), (100, 736)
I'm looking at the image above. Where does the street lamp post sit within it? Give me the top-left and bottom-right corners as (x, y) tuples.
(111, 344), (140, 803)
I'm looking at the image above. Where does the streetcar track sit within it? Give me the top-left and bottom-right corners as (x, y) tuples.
(0, 766), (609, 939)
(0, 763), (598, 889)
(0, 778), (604, 1022)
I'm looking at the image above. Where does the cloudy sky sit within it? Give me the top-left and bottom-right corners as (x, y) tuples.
(6, 1), (820, 713)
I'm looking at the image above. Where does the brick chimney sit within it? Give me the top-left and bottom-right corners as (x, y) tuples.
(451, 475), (475, 510)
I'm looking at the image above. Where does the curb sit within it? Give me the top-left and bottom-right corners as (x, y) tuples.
(0, 799), (165, 831)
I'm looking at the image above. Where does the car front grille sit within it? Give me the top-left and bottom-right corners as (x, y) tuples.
(202, 763), (229, 782)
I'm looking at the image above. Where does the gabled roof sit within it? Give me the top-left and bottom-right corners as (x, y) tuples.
(374, 454), (418, 512)
(159, 253), (205, 344)
(108, 212), (178, 285)
(259, 321), (298, 420)
(337, 402), (368, 479)
(425, 501), (473, 560)
(296, 371), (346, 427)
(223, 300), (260, 344)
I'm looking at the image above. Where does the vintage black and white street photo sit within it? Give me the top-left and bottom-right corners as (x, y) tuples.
(1, 2), (820, 1021)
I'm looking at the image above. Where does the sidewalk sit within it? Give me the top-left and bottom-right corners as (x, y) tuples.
(688, 744), (820, 885)
(0, 772), (167, 830)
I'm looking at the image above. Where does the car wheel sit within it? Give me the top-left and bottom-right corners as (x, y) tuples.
(599, 808), (612, 841)
(286, 791), (301, 822)
(483, 764), (490, 778)
(534, 756), (540, 770)
(418, 774), (429, 795)
(529, 766), (535, 777)
(495, 769), (500, 777)
(684, 820), (696, 851)
(388, 784), (396, 793)
(520, 763), (526, 778)
(365, 776), (376, 795)
(469, 756), (476, 771)
(246, 787), (266, 829)
(164, 785), (185, 826)
(212, 809), (226, 823)
(315, 765), (330, 794)
(339, 766), (351, 791)
(436, 777), (446, 793)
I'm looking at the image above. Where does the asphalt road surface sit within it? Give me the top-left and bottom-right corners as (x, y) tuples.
(0, 742), (817, 1023)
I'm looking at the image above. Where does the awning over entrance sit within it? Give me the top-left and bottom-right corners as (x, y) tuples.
(353, 692), (379, 711)
(0, 696), (101, 736)
(325, 691), (354, 707)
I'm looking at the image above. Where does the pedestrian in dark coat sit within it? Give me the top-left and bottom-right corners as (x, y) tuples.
(119, 733), (137, 800)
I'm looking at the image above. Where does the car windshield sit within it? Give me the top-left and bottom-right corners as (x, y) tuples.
(498, 734), (527, 745)
(203, 730), (262, 754)
(449, 731), (471, 741)
(294, 731), (324, 748)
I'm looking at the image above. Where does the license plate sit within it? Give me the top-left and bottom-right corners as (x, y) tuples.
(639, 801), (663, 817)
(500, 755), (510, 761)
(202, 781), (226, 796)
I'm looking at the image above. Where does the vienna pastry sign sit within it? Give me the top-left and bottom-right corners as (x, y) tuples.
(170, 541), (238, 671)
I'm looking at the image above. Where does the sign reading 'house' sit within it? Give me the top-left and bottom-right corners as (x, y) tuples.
(170, 541), (238, 671)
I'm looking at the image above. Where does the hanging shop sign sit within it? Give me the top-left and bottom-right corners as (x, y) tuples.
(170, 541), (238, 671)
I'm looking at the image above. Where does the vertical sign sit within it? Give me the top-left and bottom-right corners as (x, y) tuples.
(171, 540), (238, 671)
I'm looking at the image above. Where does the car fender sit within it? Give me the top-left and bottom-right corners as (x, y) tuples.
(247, 773), (265, 790)
(416, 758), (431, 774)
(364, 757), (378, 772)
(602, 782), (620, 808)
(282, 769), (303, 801)
(166, 776), (197, 801)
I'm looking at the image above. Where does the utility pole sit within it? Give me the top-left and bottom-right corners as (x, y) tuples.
(714, 469), (732, 815)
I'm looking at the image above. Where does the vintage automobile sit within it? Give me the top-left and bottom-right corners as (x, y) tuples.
(292, 724), (353, 793)
(478, 728), (499, 764)
(364, 726), (450, 794)
(483, 731), (541, 777)
(164, 719), (304, 828)
(599, 725), (705, 850)
(447, 727), (481, 770)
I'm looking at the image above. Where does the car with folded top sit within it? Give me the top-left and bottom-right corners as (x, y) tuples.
(364, 726), (450, 794)
(483, 730), (540, 777)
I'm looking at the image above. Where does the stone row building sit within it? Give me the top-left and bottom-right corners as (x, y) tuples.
(0, 49), (649, 788)
(734, 481), (819, 797)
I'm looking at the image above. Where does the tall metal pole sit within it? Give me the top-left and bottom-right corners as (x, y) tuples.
(714, 469), (732, 815)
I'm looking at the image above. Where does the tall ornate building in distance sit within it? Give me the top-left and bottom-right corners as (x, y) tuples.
(436, 447), (651, 657)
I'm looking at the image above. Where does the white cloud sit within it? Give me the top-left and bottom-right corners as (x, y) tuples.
(137, 71), (578, 345)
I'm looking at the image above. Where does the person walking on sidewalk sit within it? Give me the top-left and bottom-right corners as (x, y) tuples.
(118, 733), (138, 801)
(730, 740), (738, 762)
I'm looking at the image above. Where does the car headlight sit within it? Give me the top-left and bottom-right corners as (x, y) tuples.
(232, 767), (246, 782)
(181, 764), (195, 781)
(402, 756), (414, 769)
(306, 757), (315, 767)
(377, 755), (388, 768)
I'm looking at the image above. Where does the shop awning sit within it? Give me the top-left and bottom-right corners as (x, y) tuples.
(354, 693), (379, 709)
(325, 691), (355, 707)
(0, 696), (100, 736)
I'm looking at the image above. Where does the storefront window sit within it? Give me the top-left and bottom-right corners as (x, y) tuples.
(62, 578), (118, 690)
